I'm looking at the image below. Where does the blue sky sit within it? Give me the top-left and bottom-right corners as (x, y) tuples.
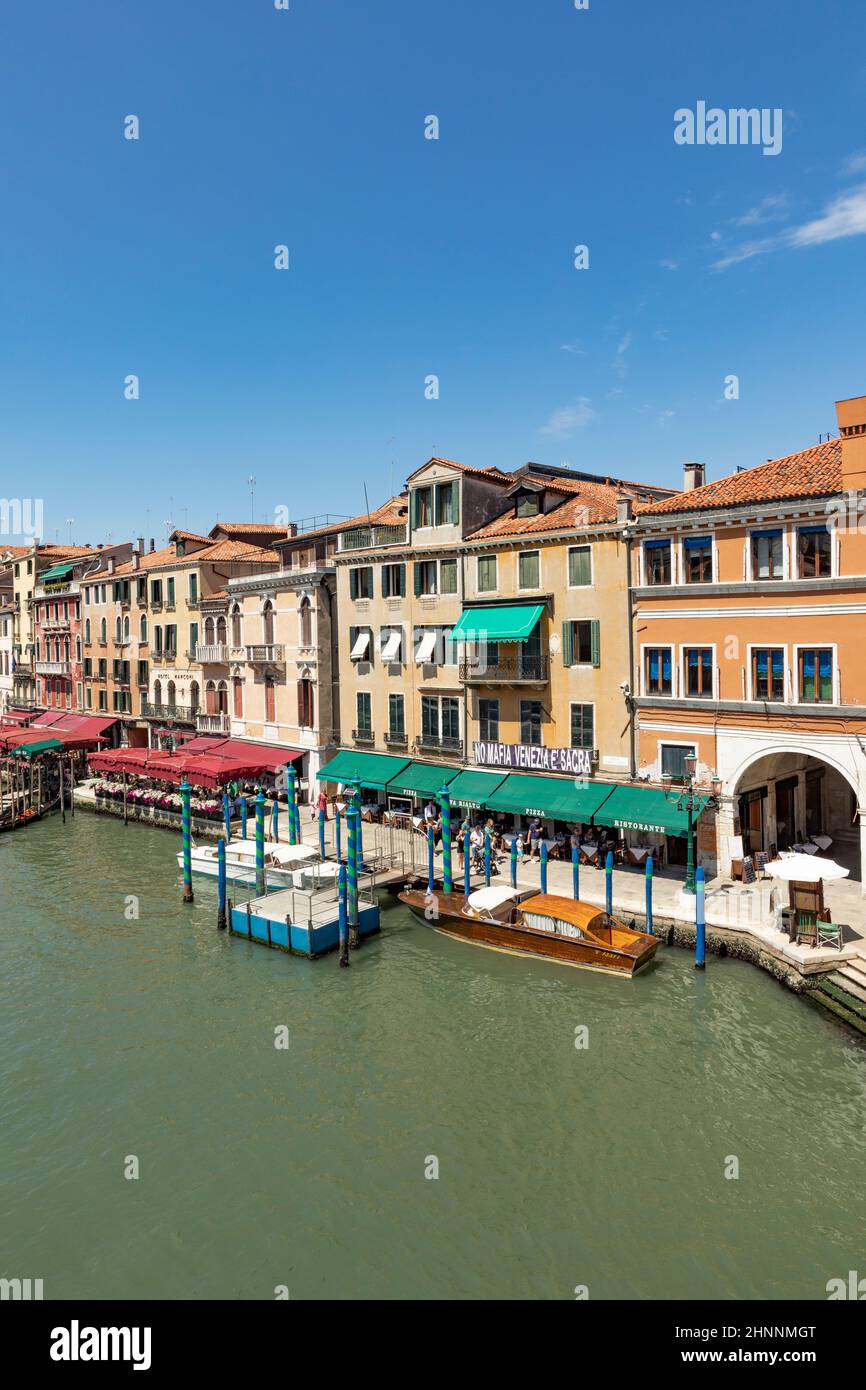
(1, 0), (865, 545)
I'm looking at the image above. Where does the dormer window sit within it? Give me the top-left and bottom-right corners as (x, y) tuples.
(516, 492), (540, 518)
(411, 480), (459, 529)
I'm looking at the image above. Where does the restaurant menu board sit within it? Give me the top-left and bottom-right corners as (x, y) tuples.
(741, 857), (757, 884)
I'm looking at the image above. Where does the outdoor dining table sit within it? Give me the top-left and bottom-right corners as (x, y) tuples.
(793, 842), (820, 854)
(627, 845), (653, 864)
(810, 834), (833, 851)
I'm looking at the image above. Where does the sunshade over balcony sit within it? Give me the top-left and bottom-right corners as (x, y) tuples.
(450, 604), (549, 683)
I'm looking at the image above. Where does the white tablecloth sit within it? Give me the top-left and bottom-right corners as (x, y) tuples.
(811, 834), (833, 851)
(793, 842), (819, 854)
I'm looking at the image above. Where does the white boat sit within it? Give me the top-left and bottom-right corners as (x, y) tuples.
(177, 838), (320, 888)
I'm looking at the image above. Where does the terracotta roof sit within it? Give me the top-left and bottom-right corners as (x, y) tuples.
(170, 529), (211, 544)
(0, 545), (33, 559)
(194, 540), (280, 564)
(274, 495), (408, 546)
(465, 474), (647, 540)
(406, 456), (511, 485)
(208, 522), (291, 539)
(199, 589), (229, 603)
(639, 439), (842, 516)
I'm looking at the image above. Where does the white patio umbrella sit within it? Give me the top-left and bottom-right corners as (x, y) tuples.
(765, 854), (849, 883)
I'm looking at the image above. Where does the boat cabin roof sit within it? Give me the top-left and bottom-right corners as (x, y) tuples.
(227, 839), (318, 865)
(521, 895), (607, 931)
(466, 886), (519, 912)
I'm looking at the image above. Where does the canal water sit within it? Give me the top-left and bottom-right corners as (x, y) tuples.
(2, 813), (866, 1301)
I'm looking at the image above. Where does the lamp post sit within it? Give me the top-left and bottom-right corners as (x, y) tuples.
(663, 753), (714, 896)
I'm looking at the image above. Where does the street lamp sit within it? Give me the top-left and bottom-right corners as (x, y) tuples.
(664, 752), (714, 895)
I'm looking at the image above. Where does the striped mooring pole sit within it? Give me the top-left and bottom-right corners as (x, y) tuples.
(464, 827), (471, 896)
(439, 787), (452, 894)
(255, 788), (266, 897)
(335, 807), (342, 862)
(241, 796), (248, 840)
(181, 779), (194, 903)
(695, 865), (706, 970)
(347, 808), (360, 949)
(605, 849), (614, 915)
(510, 836), (517, 888)
(318, 807), (326, 860)
(351, 779), (363, 866)
(645, 854), (654, 937)
(338, 863), (349, 967)
(427, 825), (435, 894)
(540, 841), (548, 895)
(217, 836), (227, 930)
(572, 844), (579, 900)
(286, 767), (297, 846)
(293, 795), (302, 846)
(271, 796), (279, 843)
(222, 791), (232, 842)
(484, 830), (491, 887)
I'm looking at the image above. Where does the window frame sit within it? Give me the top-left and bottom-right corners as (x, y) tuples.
(794, 644), (836, 705)
(476, 554), (497, 593)
(567, 544), (592, 589)
(518, 549), (540, 591)
(519, 698), (543, 746)
(682, 645), (715, 699)
(660, 741), (697, 784)
(642, 644), (674, 697)
(569, 702), (595, 751)
(478, 697), (500, 742)
(748, 644), (786, 703)
(642, 538), (673, 586)
(680, 534), (715, 585)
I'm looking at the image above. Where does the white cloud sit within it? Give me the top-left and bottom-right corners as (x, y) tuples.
(713, 184), (866, 269)
(539, 396), (596, 439)
(617, 332), (632, 355)
(660, 257), (679, 270)
(559, 341), (585, 355)
(734, 193), (789, 227)
(841, 152), (866, 176)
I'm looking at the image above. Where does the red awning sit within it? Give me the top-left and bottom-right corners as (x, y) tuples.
(32, 712), (118, 740)
(0, 709), (36, 726)
(88, 739), (303, 788)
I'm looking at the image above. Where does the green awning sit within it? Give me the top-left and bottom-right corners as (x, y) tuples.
(593, 785), (711, 838)
(384, 761), (461, 798)
(39, 562), (75, 584)
(317, 750), (411, 791)
(449, 604), (544, 643)
(485, 774), (616, 822)
(11, 737), (64, 758)
(446, 768), (510, 810)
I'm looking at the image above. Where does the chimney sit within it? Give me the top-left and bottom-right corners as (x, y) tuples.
(616, 495), (634, 524)
(131, 552), (140, 571)
(836, 395), (866, 492)
(107, 556), (115, 575)
(149, 538), (155, 552)
(683, 462), (706, 491)
(137, 536), (145, 557)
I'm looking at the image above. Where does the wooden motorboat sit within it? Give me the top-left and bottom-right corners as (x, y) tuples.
(398, 885), (659, 977)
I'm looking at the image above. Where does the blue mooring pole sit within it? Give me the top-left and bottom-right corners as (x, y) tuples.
(484, 831), (491, 886)
(347, 808), (360, 949)
(439, 788), (453, 894)
(335, 807), (342, 862)
(338, 863), (349, 968)
(222, 790), (231, 843)
(272, 796), (279, 843)
(695, 864), (706, 969)
(241, 796), (248, 840)
(645, 854), (654, 937)
(181, 779), (194, 903)
(427, 824), (435, 894)
(510, 836), (517, 888)
(287, 767), (297, 846)
(318, 806), (326, 859)
(464, 829), (471, 897)
(217, 836), (227, 929)
(540, 841), (548, 895)
(255, 788), (266, 896)
(351, 780), (364, 866)
(605, 849), (614, 915)
(572, 844), (580, 900)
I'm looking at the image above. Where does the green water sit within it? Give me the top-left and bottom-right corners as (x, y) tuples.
(2, 814), (865, 1301)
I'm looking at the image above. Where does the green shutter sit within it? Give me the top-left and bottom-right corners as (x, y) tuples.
(382, 566), (390, 599)
(452, 480), (459, 526)
(562, 621), (573, 667)
(190, 623), (198, 651)
(350, 569), (358, 600)
(590, 620), (600, 668)
(410, 491), (418, 531)
(414, 563), (422, 597)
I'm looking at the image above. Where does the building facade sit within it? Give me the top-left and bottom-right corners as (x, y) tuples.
(633, 394), (866, 889)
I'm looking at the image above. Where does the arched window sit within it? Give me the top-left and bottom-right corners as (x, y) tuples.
(63, 636), (70, 662)
(216, 680), (228, 714)
(190, 680), (200, 713)
(204, 616), (215, 645)
(100, 617), (107, 643)
(167, 680), (176, 709)
(299, 596), (312, 647)
(216, 615), (227, 645)
(85, 618), (91, 644)
(140, 614), (147, 642)
(115, 616), (122, 643)
(262, 601), (274, 646)
(154, 679), (162, 706)
(297, 677), (314, 729)
(233, 677), (243, 719)
(231, 604), (242, 648)
(76, 637), (82, 662)
(205, 680), (217, 715)
(265, 675), (276, 723)
(123, 616), (130, 642)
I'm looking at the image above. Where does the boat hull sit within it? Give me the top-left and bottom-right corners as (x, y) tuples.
(399, 889), (658, 977)
(176, 852), (295, 890)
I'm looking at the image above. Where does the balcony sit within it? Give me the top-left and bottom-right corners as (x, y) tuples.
(195, 644), (229, 664)
(41, 619), (71, 634)
(353, 727), (375, 745)
(338, 523), (408, 551)
(141, 701), (196, 723)
(459, 655), (550, 684)
(35, 659), (71, 676)
(384, 729), (409, 749)
(246, 644), (284, 663)
(414, 734), (464, 757)
(196, 711), (230, 734)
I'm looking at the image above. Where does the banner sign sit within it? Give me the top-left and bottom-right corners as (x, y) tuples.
(473, 741), (592, 777)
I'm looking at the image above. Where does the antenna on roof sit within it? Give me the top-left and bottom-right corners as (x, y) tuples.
(248, 475), (257, 523)
(363, 483), (372, 526)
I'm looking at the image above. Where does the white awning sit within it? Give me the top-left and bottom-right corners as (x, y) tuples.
(350, 630), (370, 660)
(381, 629), (402, 661)
(415, 631), (437, 663)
